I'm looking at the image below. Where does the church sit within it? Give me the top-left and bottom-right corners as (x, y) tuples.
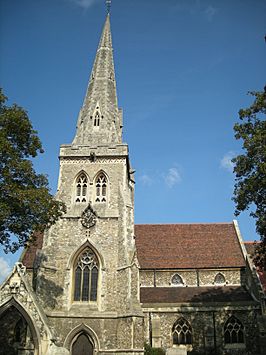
(0, 11), (265, 355)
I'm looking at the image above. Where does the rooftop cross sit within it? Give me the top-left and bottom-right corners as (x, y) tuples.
(106, 0), (111, 14)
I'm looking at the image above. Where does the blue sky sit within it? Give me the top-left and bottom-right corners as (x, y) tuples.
(0, 0), (265, 281)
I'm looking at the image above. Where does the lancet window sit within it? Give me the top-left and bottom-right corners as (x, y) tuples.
(171, 273), (184, 286)
(73, 247), (99, 302)
(172, 318), (192, 345)
(75, 173), (88, 203)
(224, 316), (244, 344)
(214, 272), (226, 285)
(94, 111), (100, 126)
(95, 173), (107, 203)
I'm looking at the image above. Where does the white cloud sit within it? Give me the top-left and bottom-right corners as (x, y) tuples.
(204, 5), (218, 22)
(164, 167), (182, 188)
(172, 2), (218, 22)
(220, 151), (236, 172)
(0, 257), (11, 282)
(69, 0), (98, 9)
(139, 174), (153, 186)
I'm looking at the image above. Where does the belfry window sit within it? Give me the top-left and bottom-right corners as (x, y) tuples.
(214, 272), (226, 285)
(224, 316), (244, 344)
(172, 318), (192, 345)
(95, 173), (107, 203)
(74, 247), (99, 302)
(76, 173), (88, 203)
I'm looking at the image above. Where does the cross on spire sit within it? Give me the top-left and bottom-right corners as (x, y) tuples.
(106, 0), (111, 14)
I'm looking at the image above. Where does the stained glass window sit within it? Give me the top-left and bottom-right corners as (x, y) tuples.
(224, 316), (244, 344)
(73, 248), (99, 302)
(172, 318), (192, 345)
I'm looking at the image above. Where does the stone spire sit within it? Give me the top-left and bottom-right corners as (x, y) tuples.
(73, 14), (122, 146)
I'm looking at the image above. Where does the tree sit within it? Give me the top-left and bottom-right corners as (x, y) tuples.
(232, 88), (266, 269)
(0, 89), (65, 253)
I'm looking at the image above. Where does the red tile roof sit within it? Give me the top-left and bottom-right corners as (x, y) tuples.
(140, 286), (254, 304)
(20, 232), (44, 269)
(135, 223), (245, 269)
(21, 223), (246, 271)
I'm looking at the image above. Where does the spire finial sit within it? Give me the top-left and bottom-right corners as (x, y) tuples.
(106, 0), (111, 14)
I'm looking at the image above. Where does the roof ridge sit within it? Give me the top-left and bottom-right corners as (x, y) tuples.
(135, 222), (234, 226)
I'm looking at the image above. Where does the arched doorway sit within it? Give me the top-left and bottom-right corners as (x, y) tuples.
(72, 333), (94, 355)
(0, 305), (36, 355)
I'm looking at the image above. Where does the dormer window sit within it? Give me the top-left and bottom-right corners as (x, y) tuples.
(76, 173), (88, 203)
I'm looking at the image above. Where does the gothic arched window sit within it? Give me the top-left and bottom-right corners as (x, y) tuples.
(172, 317), (192, 345)
(214, 272), (226, 285)
(224, 316), (244, 344)
(94, 111), (100, 127)
(95, 173), (107, 203)
(171, 273), (184, 286)
(75, 173), (88, 203)
(73, 247), (99, 302)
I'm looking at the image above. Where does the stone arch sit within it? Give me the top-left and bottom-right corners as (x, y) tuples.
(67, 240), (104, 304)
(0, 297), (41, 355)
(66, 239), (105, 271)
(64, 323), (100, 354)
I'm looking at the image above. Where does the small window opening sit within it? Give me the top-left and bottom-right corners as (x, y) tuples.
(214, 272), (226, 284)
(171, 273), (184, 286)
(94, 111), (100, 126)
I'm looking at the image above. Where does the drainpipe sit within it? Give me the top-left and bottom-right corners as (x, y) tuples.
(149, 312), (152, 346)
(213, 311), (217, 355)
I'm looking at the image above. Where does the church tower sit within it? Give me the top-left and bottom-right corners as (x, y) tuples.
(35, 13), (144, 354)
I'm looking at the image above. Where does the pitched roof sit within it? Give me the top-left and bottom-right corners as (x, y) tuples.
(135, 223), (246, 269)
(20, 232), (44, 269)
(140, 286), (254, 304)
(21, 223), (246, 271)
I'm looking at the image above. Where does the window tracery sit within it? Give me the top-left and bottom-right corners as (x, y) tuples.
(214, 272), (226, 284)
(172, 317), (192, 345)
(95, 173), (107, 203)
(75, 173), (88, 203)
(73, 247), (99, 302)
(224, 316), (244, 344)
(171, 273), (184, 286)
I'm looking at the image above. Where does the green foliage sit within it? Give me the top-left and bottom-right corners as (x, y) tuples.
(232, 89), (266, 269)
(144, 343), (165, 355)
(0, 88), (66, 253)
